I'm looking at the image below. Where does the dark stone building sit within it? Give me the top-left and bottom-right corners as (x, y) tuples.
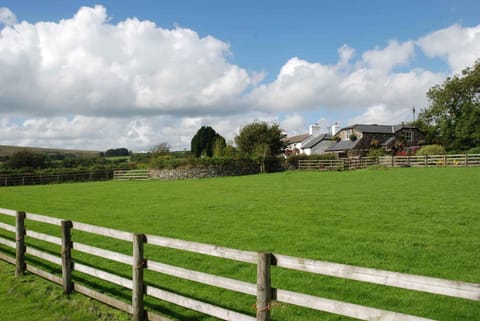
(326, 124), (424, 157)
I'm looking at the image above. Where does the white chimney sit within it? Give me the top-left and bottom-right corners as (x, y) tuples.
(331, 122), (340, 135)
(309, 123), (322, 136)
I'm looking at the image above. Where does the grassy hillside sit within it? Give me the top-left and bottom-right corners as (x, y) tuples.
(0, 144), (100, 158)
(0, 168), (479, 320)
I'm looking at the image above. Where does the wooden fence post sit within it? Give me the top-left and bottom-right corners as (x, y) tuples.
(256, 252), (272, 321)
(15, 211), (26, 277)
(465, 153), (469, 167)
(132, 233), (145, 321)
(61, 220), (73, 295)
(425, 155), (428, 167)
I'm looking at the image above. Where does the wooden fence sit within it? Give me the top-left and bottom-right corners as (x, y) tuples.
(299, 154), (480, 171)
(0, 170), (113, 187)
(114, 169), (150, 181)
(378, 154), (480, 168)
(298, 157), (377, 171)
(0, 207), (479, 321)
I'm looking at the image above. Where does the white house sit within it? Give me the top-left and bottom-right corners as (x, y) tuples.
(285, 124), (334, 156)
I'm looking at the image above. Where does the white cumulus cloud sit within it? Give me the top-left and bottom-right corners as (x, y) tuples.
(418, 24), (480, 74)
(249, 44), (443, 115)
(0, 7), (17, 26)
(361, 40), (415, 72)
(1, 5), (480, 149)
(0, 5), (256, 117)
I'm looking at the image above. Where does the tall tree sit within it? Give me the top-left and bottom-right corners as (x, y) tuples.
(234, 121), (286, 157)
(191, 126), (225, 157)
(6, 150), (50, 169)
(418, 59), (480, 151)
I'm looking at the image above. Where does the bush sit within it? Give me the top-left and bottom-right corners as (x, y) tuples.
(148, 155), (269, 172)
(149, 155), (186, 169)
(416, 144), (446, 156)
(5, 150), (50, 170)
(468, 146), (480, 154)
(367, 148), (385, 158)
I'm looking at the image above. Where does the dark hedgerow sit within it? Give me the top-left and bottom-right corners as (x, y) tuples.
(149, 156), (260, 171)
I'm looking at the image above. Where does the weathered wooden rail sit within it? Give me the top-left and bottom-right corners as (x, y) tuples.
(299, 154), (480, 171)
(0, 207), (479, 321)
(298, 157), (377, 170)
(0, 170), (114, 187)
(378, 154), (480, 168)
(114, 169), (150, 181)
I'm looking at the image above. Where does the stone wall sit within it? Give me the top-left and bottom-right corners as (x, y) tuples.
(149, 164), (260, 180)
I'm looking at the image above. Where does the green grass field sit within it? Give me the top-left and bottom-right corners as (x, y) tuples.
(0, 168), (479, 320)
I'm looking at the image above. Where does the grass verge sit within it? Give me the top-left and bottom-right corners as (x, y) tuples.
(0, 260), (129, 321)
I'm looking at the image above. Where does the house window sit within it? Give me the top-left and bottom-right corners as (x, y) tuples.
(404, 130), (413, 142)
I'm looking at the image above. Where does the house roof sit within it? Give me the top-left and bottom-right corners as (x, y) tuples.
(326, 139), (360, 152)
(338, 124), (416, 135)
(302, 134), (333, 149)
(285, 133), (310, 144)
(382, 136), (397, 146)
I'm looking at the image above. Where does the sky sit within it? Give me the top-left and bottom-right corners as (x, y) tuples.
(0, 1), (479, 151)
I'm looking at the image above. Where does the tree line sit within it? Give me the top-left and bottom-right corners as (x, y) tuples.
(2, 59), (478, 174)
(417, 59), (480, 152)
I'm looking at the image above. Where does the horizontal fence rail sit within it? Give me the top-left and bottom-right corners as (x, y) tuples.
(0, 170), (114, 187)
(0, 207), (479, 321)
(113, 170), (150, 181)
(299, 154), (480, 171)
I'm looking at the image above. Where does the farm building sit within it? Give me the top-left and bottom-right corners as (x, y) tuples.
(326, 124), (424, 157)
(284, 124), (335, 156)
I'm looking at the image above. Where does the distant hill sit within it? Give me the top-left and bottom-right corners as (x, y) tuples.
(0, 145), (101, 158)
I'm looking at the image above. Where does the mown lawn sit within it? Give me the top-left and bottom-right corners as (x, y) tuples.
(0, 167), (479, 320)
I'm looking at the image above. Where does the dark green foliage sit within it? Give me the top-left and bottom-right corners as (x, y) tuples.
(263, 156), (284, 172)
(149, 155), (257, 170)
(419, 59), (480, 151)
(234, 121), (286, 157)
(468, 146), (480, 154)
(5, 150), (50, 170)
(191, 126), (225, 157)
(105, 148), (130, 157)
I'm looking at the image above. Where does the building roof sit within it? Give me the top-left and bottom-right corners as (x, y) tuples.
(302, 134), (333, 149)
(382, 136), (397, 146)
(285, 133), (310, 144)
(326, 139), (360, 152)
(338, 124), (416, 135)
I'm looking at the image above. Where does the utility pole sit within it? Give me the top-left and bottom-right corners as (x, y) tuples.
(412, 106), (416, 123)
